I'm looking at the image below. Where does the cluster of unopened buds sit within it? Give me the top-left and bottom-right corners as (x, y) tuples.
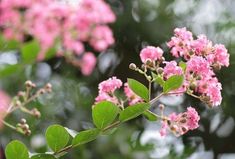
(0, 80), (52, 135)
(0, 0), (116, 75)
(95, 27), (229, 137)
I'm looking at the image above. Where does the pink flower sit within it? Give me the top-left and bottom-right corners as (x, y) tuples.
(191, 34), (213, 56)
(159, 121), (168, 137)
(98, 77), (122, 94)
(208, 44), (229, 67)
(0, 0), (116, 75)
(163, 61), (183, 79)
(185, 107), (200, 130)
(124, 83), (143, 105)
(167, 27), (193, 59)
(95, 76), (123, 104)
(186, 56), (213, 78)
(160, 107), (200, 136)
(89, 26), (115, 52)
(140, 46), (163, 63)
(95, 92), (119, 104)
(80, 52), (97, 76)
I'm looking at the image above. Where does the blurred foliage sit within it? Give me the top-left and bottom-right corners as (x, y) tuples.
(1, 0), (235, 158)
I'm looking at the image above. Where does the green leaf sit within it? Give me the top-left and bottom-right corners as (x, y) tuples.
(21, 40), (40, 63)
(179, 61), (187, 72)
(31, 154), (56, 159)
(0, 35), (19, 51)
(151, 72), (165, 86)
(127, 78), (149, 101)
(0, 64), (23, 78)
(119, 103), (150, 122)
(5, 140), (29, 159)
(45, 124), (70, 152)
(72, 129), (100, 147)
(143, 110), (158, 121)
(163, 75), (184, 93)
(92, 101), (120, 129)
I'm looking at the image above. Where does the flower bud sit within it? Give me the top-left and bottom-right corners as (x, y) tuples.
(157, 67), (163, 74)
(159, 104), (165, 110)
(213, 63), (221, 71)
(38, 89), (46, 94)
(45, 83), (52, 93)
(15, 100), (21, 107)
(32, 108), (41, 118)
(189, 82), (197, 90)
(25, 130), (31, 136)
(145, 59), (152, 66)
(129, 63), (137, 70)
(17, 91), (25, 97)
(22, 124), (29, 130)
(25, 80), (33, 87)
(20, 118), (27, 124)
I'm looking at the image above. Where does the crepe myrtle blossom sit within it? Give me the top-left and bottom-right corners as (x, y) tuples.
(80, 52), (97, 76)
(124, 83), (143, 105)
(160, 107), (200, 137)
(140, 46), (164, 63)
(93, 28), (228, 138)
(167, 27), (230, 68)
(95, 77), (122, 104)
(0, 0), (116, 76)
(163, 61), (183, 79)
(98, 77), (122, 94)
(167, 27), (193, 59)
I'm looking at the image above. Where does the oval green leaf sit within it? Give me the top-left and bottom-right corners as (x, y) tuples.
(127, 78), (149, 101)
(92, 101), (120, 129)
(21, 40), (40, 63)
(72, 129), (100, 147)
(31, 154), (56, 159)
(163, 75), (184, 93)
(119, 103), (150, 122)
(45, 124), (70, 152)
(5, 140), (29, 159)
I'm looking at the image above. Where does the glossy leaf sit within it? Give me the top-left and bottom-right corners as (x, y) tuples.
(72, 129), (100, 147)
(0, 64), (23, 78)
(92, 101), (120, 129)
(119, 103), (150, 122)
(21, 40), (40, 63)
(0, 35), (19, 51)
(127, 78), (149, 101)
(163, 75), (184, 93)
(45, 124), (70, 152)
(5, 140), (29, 159)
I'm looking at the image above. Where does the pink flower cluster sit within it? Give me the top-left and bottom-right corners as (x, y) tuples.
(95, 77), (143, 105)
(0, 0), (116, 75)
(95, 77), (122, 104)
(140, 46), (163, 63)
(167, 27), (229, 67)
(160, 107), (200, 137)
(139, 28), (229, 107)
(0, 90), (11, 127)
